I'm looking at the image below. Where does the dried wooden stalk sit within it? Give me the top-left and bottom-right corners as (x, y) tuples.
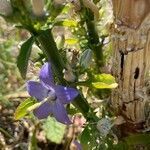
(111, 0), (150, 134)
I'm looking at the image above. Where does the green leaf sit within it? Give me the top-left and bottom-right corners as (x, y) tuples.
(92, 74), (118, 89)
(17, 36), (35, 79)
(65, 38), (78, 45)
(61, 5), (70, 14)
(92, 82), (118, 89)
(79, 49), (93, 69)
(94, 73), (116, 84)
(114, 134), (150, 149)
(80, 126), (90, 144)
(43, 117), (66, 144)
(80, 124), (101, 150)
(54, 20), (78, 27)
(46, 1), (65, 20)
(14, 98), (36, 120)
(125, 134), (150, 145)
(113, 141), (128, 150)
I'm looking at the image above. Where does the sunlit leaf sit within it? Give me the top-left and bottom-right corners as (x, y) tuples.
(54, 20), (78, 27)
(14, 98), (36, 120)
(43, 117), (66, 144)
(61, 5), (70, 14)
(92, 74), (118, 89)
(17, 36), (35, 79)
(65, 38), (78, 45)
(92, 82), (118, 89)
(94, 74), (116, 84)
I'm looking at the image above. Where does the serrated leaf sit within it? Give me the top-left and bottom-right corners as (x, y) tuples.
(43, 117), (66, 144)
(14, 98), (36, 120)
(17, 36), (35, 79)
(92, 74), (118, 89)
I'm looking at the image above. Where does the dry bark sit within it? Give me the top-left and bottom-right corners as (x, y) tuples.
(111, 0), (150, 135)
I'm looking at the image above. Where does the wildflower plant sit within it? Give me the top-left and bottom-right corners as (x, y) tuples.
(0, 0), (121, 149)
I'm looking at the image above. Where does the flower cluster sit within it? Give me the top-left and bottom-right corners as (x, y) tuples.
(27, 62), (79, 124)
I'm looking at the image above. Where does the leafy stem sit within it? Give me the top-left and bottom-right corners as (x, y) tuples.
(36, 29), (94, 119)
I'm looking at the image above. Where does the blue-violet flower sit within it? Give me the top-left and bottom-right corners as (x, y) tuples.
(27, 62), (79, 124)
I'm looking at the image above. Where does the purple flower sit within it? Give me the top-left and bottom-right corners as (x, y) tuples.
(74, 140), (82, 150)
(27, 62), (79, 124)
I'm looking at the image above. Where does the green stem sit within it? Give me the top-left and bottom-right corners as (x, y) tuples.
(37, 29), (90, 117)
(85, 10), (104, 72)
(70, 81), (89, 87)
(0, 127), (13, 139)
(37, 29), (65, 82)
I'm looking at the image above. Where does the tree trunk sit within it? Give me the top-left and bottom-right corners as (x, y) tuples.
(111, 0), (150, 135)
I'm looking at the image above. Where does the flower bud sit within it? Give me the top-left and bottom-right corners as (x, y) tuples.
(32, 0), (45, 16)
(0, 0), (13, 16)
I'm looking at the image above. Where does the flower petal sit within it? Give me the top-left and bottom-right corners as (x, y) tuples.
(39, 62), (54, 88)
(52, 101), (72, 124)
(27, 81), (48, 101)
(34, 102), (53, 119)
(55, 85), (79, 104)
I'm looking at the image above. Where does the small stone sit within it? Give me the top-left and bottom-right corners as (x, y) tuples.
(8, 109), (14, 114)
(2, 109), (8, 114)
(1, 116), (6, 121)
